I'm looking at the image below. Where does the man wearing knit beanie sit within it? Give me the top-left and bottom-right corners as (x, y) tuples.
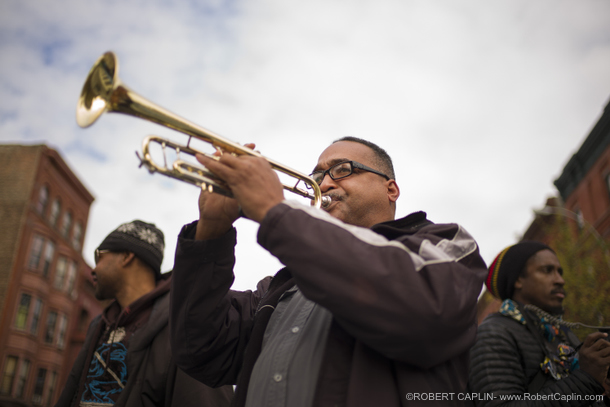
(468, 240), (610, 406)
(55, 220), (233, 407)
(95, 219), (165, 281)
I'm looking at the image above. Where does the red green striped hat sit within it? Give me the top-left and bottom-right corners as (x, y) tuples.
(486, 241), (553, 300)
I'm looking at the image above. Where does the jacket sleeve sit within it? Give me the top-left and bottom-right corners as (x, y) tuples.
(170, 221), (272, 387)
(257, 202), (488, 368)
(468, 315), (606, 406)
(168, 367), (234, 407)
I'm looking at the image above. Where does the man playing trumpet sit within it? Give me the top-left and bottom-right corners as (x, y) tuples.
(170, 137), (488, 406)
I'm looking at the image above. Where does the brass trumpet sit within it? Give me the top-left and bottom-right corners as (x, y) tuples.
(76, 51), (330, 208)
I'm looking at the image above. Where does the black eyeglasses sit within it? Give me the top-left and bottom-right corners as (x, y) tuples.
(309, 160), (390, 187)
(94, 249), (111, 265)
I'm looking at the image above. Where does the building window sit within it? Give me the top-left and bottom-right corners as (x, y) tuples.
(53, 257), (67, 290)
(15, 295), (43, 335)
(56, 315), (68, 349)
(60, 211), (72, 238)
(15, 294), (32, 330)
(44, 312), (57, 344)
(15, 360), (30, 398)
(1, 356), (18, 395)
(48, 199), (61, 227)
(31, 368), (46, 405)
(66, 261), (77, 295)
(28, 235), (45, 269)
(45, 371), (57, 406)
(30, 299), (43, 336)
(72, 221), (83, 250)
(53, 258), (77, 294)
(28, 236), (55, 277)
(36, 186), (49, 215)
(41, 241), (55, 278)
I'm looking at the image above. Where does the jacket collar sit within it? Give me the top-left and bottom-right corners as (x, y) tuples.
(370, 211), (432, 240)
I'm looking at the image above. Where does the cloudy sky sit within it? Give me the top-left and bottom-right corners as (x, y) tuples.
(2, 0), (609, 290)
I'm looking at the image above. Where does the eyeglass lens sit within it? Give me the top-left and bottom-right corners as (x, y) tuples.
(95, 249), (109, 264)
(311, 162), (353, 185)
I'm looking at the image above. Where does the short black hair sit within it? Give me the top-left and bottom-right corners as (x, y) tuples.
(333, 136), (395, 180)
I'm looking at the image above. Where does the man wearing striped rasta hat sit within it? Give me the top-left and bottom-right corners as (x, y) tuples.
(468, 241), (610, 406)
(486, 240), (564, 314)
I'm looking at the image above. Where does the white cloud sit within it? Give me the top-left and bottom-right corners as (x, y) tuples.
(1, 0), (610, 291)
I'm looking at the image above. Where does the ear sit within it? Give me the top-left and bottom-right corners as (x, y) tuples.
(514, 277), (523, 292)
(120, 252), (137, 268)
(387, 180), (400, 203)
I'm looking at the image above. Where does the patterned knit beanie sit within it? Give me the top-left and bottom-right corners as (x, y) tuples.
(96, 220), (165, 279)
(486, 241), (554, 300)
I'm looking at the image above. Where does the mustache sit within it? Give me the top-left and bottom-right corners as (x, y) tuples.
(323, 192), (344, 202)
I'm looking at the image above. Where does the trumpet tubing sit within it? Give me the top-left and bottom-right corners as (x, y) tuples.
(77, 51), (330, 208)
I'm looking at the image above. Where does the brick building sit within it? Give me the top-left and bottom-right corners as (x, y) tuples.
(0, 144), (102, 407)
(553, 98), (610, 238)
(525, 97), (610, 242)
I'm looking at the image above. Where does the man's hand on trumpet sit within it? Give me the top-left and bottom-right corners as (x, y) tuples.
(194, 143), (285, 240)
(193, 144), (247, 241)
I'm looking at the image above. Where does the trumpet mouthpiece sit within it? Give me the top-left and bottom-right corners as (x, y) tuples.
(321, 196), (332, 208)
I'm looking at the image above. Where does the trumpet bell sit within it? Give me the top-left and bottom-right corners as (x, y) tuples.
(77, 52), (118, 128)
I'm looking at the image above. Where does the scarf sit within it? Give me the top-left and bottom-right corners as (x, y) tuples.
(499, 299), (579, 380)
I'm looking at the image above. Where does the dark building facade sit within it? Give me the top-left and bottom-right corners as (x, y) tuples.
(0, 145), (102, 407)
(524, 97), (610, 242)
(553, 98), (610, 238)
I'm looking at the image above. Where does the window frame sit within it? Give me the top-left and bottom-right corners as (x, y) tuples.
(27, 235), (56, 277)
(0, 356), (18, 395)
(44, 311), (58, 345)
(28, 235), (45, 270)
(72, 221), (83, 250)
(45, 371), (57, 406)
(65, 261), (77, 295)
(14, 293), (32, 330)
(56, 315), (68, 350)
(53, 257), (68, 290)
(60, 211), (72, 239)
(30, 298), (43, 336)
(14, 359), (30, 398)
(41, 241), (55, 278)
(36, 185), (49, 215)
(31, 367), (47, 406)
(48, 198), (61, 227)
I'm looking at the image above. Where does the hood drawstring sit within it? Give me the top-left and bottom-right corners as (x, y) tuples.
(102, 306), (130, 381)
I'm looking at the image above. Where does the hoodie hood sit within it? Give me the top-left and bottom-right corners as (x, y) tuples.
(100, 273), (172, 350)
